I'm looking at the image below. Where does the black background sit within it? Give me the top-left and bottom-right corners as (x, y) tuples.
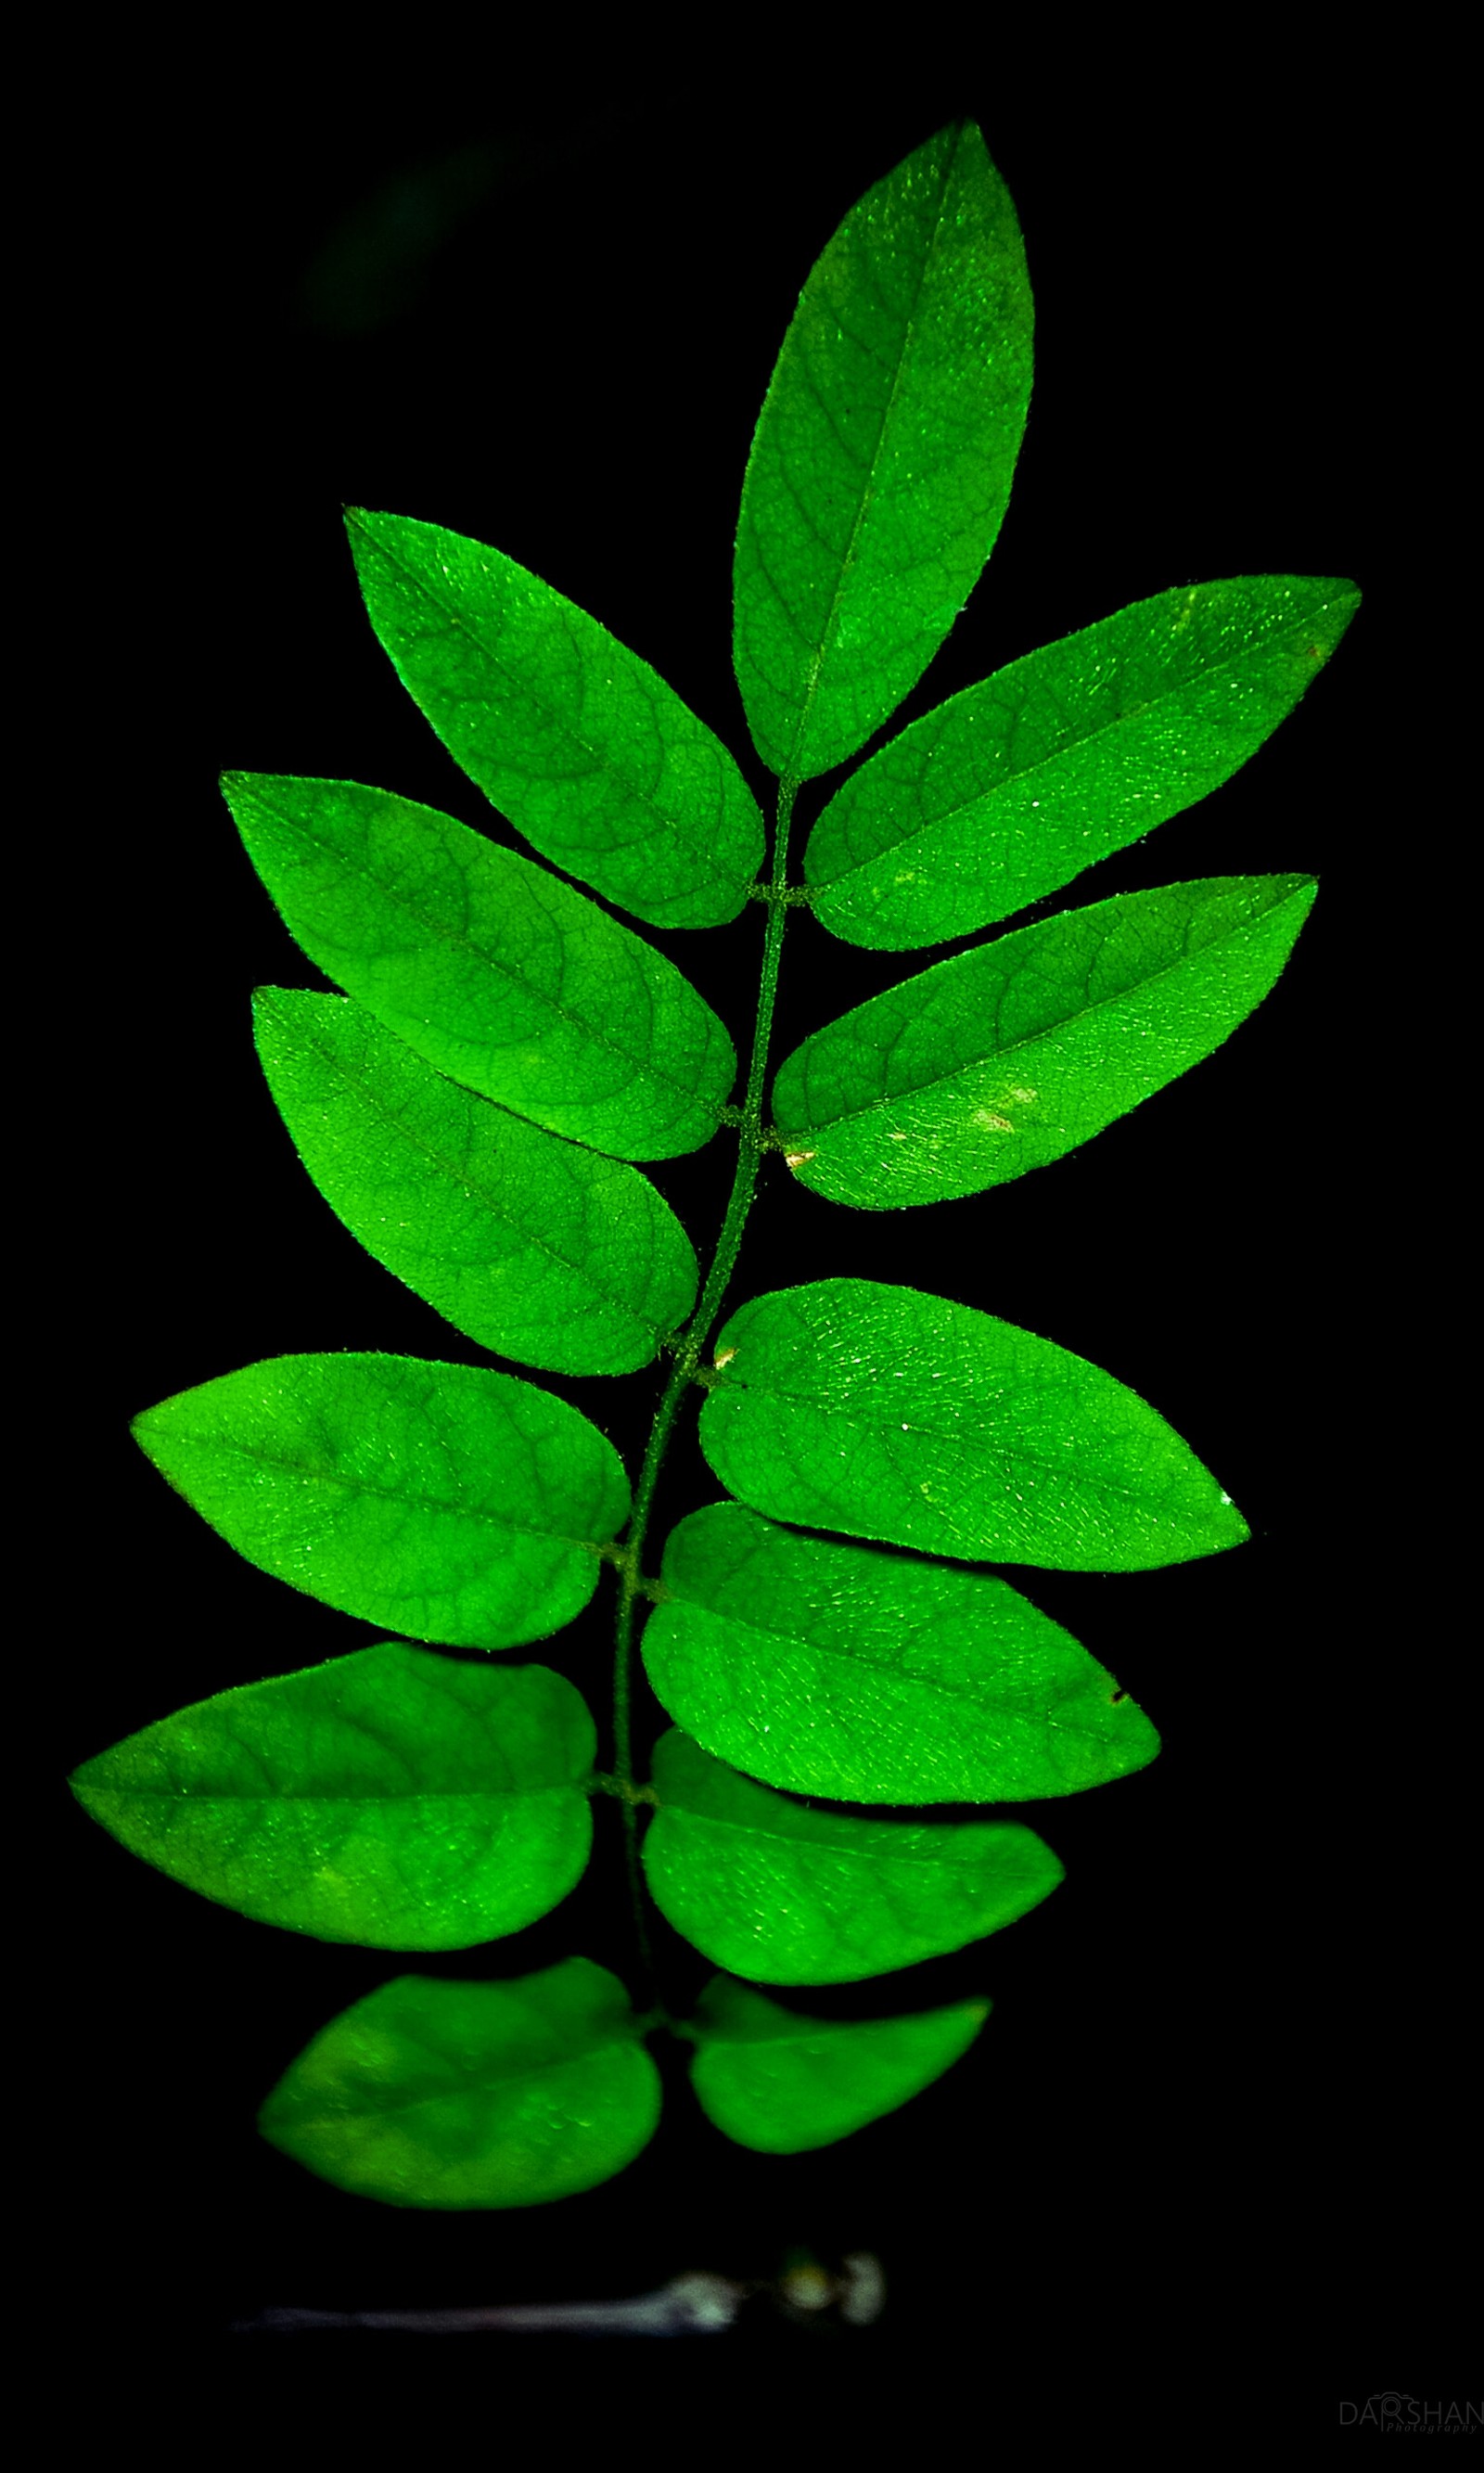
(45, 44), (1462, 2410)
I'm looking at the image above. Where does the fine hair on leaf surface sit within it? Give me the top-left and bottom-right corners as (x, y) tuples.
(71, 112), (1356, 2229)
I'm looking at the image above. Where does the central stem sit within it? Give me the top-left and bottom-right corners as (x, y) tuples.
(610, 778), (799, 1985)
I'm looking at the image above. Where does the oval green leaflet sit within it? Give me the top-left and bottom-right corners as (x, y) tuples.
(643, 1503), (1158, 1801)
(774, 875), (1317, 1209)
(259, 1960), (661, 2207)
(684, 1976), (991, 2155)
(133, 1352), (630, 1649)
(735, 121), (1033, 782)
(253, 990), (697, 1375)
(643, 1728), (1063, 1984)
(346, 507), (765, 929)
(70, 1646), (597, 1949)
(804, 576), (1356, 947)
(699, 1280), (1247, 1570)
(223, 773), (736, 1160)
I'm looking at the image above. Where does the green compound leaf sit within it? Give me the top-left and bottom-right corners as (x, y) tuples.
(70, 1646), (595, 1950)
(699, 1281), (1247, 1571)
(223, 774), (734, 1161)
(643, 1729), (1062, 1986)
(346, 508), (764, 929)
(735, 121), (1032, 783)
(253, 990), (697, 1376)
(259, 1958), (661, 2207)
(133, 1353), (629, 1648)
(644, 1504), (1158, 1802)
(806, 576), (1359, 947)
(774, 875), (1315, 1208)
(686, 1975), (989, 2154)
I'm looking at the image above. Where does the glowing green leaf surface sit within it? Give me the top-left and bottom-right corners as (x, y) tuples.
(346, 510), (763, 928)
(644, 1505), (1158, 1801)
(223, 774), (734, 1160)
(806, 577), (1358, 946)
(88, 122), (1352, 2219)
(643, 1729), (1061, 1985)
(735, 120), (1032, 781)
(254, 991), (697, 1375)
(699, 1281), (1247, 1570)
(774, 875), (1315, 1207)
(259, 1959), (661, 2207)
(70, 1647), (595, 1949)
(687, 1976), (988, 2153)
(133, 1353), (629, 1647)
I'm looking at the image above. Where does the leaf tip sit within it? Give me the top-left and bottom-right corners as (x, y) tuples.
(1217, 1492), (1251, 1546)
(342, 506), (381, 560)
(127, 1403), (161, 1462)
